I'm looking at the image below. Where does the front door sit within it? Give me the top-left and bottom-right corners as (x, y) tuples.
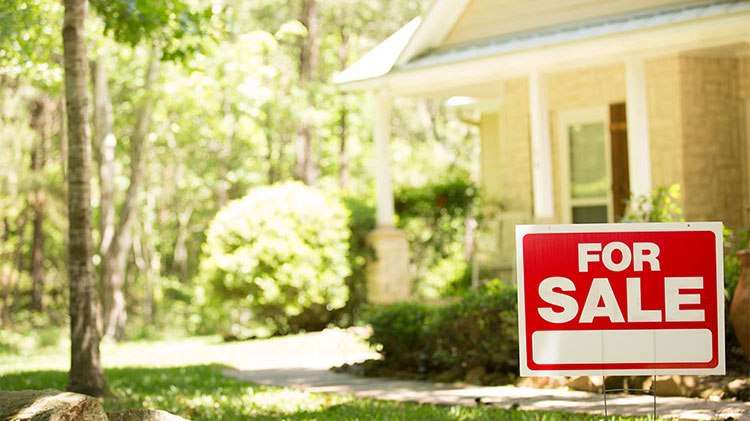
(558, 106), (624, 223)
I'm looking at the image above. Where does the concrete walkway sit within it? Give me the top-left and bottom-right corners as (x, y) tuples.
(221, 328), (750, 420)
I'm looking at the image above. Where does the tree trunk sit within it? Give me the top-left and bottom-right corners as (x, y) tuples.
(62, 0), (106, 396)
(338, 22), (349, 190)
(12, 210), (28, 311)
(59, 96), (68, 184)
(92, 59), (116, 257)
(172, 206), (192, 284)
(295, 0), (318, 185)
(30, 96), (53, 311)
(0, 218), (11, 328)
(0, 214), (25, 329)
(100, 49), (159, 341)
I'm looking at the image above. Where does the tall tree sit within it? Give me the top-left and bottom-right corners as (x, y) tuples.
(100, 49), (160, 340)
(63, 0), (106, 396)
(29, 95), (54, 311)
(295, 0), (318, 185)
(337, 10), (349, 190)
(92, 58), (116, 261)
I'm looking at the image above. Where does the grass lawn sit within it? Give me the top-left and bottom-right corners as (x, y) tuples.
(0, 335), (645, 420)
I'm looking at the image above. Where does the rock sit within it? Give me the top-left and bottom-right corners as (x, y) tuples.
(730, 250), (750, 360)
(107, 409), (190, 421)
(727, 378), (750, 393)
(725, 378), (750, 400)
(643, 375), (684, 396)
(514, 376), (567, 389)
(701, 387), (725, 400)
(604, 376), (626, 392)
(0, 389), (108, 421)
(627, 376), (648, 391)
(566, 376), (600, 393)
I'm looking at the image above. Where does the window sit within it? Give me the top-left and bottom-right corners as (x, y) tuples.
(558, 107), (613, 224)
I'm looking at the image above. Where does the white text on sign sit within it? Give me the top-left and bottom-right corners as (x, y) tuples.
(538, 241), (704, 324)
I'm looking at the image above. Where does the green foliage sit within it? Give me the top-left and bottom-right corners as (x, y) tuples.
(339, 195), (376, 324)
(429, 281), (519, 377)
(395, 176), (478, 298)
(198, 182), (350, 338)
(724, 227), (749, 302)
(622, 184), (684, 222)
(365, 281), (518, 382)
(90, 0), (212, 60)
(0, 0), (63, 88)
(364, 302), (436, 370)
(0, 311), (66, 353)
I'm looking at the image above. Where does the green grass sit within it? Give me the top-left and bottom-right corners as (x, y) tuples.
(0, 336), (643, 420)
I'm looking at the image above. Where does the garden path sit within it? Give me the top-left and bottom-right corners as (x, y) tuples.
(222, 328), (750, 420)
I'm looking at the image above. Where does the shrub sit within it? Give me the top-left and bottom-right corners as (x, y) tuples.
(429, 281), (518, 376)
(364, 281), (518, 382)
(198, 182), (350, 338)
(364, 302), (437, 370)
(394, 177), (478, 297)
(622, 184), (683, 222)
(339, 196), (376, 325)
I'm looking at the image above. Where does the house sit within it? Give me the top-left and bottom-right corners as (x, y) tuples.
(335, 0), (750, 302)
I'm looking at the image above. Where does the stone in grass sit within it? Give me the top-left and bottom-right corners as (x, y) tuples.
(565, 376), (601, 393)
(107, 409), (190, 421)
(642, 376), (684, 397)
(0, 389), (108, 421)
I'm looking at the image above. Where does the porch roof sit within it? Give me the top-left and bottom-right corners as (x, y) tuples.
(335, 0), (750, 95)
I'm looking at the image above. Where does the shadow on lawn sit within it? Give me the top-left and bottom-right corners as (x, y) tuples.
(0, 364), (605, 421)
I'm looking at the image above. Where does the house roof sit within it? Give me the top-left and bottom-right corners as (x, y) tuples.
(331, 17), (421, 87)
(333, 0), (472, 86)
(335, 0), (750, 91)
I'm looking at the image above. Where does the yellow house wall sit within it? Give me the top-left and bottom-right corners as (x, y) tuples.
(679, 56), (748, 229)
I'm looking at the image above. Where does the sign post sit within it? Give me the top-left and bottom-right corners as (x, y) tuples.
(516, 222), (725, 377)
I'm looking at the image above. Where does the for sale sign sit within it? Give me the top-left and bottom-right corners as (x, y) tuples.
(516, 223), (724, 376)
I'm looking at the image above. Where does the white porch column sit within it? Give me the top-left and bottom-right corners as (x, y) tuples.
(374, 90), (396, 227)
(368, 89), (410, 304)
(625, 57), (653, 200)
(528, 72), (555, 221)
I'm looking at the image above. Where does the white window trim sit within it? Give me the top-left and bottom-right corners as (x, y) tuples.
(557, 106), (613, 224)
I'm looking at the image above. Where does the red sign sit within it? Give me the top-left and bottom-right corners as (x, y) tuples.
(516, 223), (724, 376)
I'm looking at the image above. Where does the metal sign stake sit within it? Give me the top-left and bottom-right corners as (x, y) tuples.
(602, 375), (657, 420)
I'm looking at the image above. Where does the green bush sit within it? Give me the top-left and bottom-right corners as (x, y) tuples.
(364, 281), (518, 382)
(339, 196), (376, 325)
(198, 182), (351, 338)
(622, 184), (683, 222)
(394, 177), (478, 298)
(429, 282), (518, 376)
(364, 302), (437, 370)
